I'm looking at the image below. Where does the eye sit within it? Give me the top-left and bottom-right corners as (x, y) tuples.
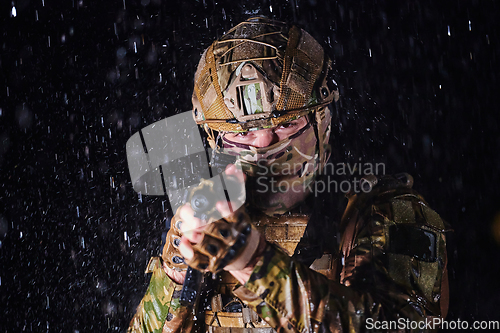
(225, 132), (252, 141)
(278, 121), (298, 129)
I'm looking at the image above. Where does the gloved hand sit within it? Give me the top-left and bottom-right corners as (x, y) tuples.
(178, 202), (263, 274)
(177, 164), (265, 275)
(162, 213), (189, 284)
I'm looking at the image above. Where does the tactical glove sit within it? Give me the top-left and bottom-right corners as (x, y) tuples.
(162, 214), (188, 272)
(183, 206), (263, 274)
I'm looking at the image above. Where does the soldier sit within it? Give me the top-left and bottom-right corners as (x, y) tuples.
(128, 17), (450, 333)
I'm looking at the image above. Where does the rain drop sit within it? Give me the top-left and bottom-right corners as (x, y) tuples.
(116, 47), (127, 59)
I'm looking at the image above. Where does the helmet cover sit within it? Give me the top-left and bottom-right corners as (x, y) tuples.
(192, 17), (339, 133)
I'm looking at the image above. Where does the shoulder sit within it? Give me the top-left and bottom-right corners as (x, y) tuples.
(339, 174), (451, 317)
(342, 173), (448, 232)
(340, 173), (450, 263)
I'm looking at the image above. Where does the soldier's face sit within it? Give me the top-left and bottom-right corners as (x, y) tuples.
(223, 117), (308, 148)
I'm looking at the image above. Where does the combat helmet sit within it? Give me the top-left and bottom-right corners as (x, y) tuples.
(191, 17), (339, 146)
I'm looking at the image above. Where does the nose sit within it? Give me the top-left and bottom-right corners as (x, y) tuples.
(252, 129), (278, 147)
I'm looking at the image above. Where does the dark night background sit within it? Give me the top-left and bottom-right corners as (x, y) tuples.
(1, 0), (499, 331)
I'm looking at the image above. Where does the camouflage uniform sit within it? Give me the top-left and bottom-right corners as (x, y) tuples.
(128, 176), (450, 333)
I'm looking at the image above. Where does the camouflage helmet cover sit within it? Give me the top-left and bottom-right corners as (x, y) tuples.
(192, 17), (339, 133)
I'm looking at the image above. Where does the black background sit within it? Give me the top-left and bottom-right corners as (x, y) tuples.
(1, 0), (499, 331)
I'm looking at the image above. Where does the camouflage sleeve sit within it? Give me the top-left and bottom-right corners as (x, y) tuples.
(233, 243), (365, 332)
(127, 257), (193, 333)
(234, 189), (449, 333)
